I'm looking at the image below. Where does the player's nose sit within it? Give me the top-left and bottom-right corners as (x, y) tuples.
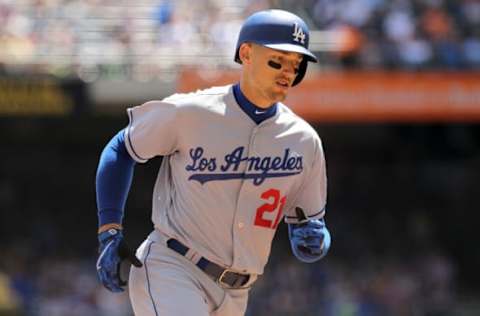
(281, 66), (297, 83)
(282, 61), (298, 78)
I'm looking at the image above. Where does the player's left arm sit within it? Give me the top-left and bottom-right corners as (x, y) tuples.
(286, 136), (331, 263)
(288, 209), (331, 263)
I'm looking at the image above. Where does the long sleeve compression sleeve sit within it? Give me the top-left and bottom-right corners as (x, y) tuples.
(96, 129), (136, 227)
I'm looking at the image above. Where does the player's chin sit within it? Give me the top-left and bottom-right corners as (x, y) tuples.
(272, 84), (289, 101)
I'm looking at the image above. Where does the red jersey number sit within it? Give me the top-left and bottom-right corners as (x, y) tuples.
(254, 189), (286, 229)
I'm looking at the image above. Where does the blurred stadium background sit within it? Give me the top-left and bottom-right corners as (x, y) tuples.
(1, 0), (480, 315)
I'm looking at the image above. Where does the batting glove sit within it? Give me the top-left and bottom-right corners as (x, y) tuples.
(96, 228), (142, 292)
(288, 219), (331, 263)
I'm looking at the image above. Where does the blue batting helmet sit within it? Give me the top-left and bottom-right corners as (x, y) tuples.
(234, 9), (318, 86)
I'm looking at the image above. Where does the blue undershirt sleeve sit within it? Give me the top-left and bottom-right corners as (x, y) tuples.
(96, 129), (136, 227)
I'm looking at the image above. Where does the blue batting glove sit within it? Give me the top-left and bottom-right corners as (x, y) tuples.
(96, 228), (142, 292)
(288, 219), (331, 263)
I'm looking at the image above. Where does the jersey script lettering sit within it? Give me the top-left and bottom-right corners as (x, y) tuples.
(186, 146), (303, 185)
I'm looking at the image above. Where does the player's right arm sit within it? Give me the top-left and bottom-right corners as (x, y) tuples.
(95, 100), (180, 292)
(96, 129), (135, 232)
(95, 129), (142, 292)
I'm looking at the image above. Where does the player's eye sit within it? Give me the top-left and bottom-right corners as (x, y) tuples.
(293, 64), (300, 74)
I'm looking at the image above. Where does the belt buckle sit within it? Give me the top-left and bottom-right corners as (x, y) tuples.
(217, 269), (250, 289)
(217, 269), (233, 288)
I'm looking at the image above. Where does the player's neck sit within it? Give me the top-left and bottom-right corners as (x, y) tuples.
(239, 79), (274, 109)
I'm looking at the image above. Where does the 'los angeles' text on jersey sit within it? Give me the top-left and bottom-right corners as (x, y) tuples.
(185, 146), (303, 186)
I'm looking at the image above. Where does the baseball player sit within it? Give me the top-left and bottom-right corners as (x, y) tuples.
(95, 9), (331, 316)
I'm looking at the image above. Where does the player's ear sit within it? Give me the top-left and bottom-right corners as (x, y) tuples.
(239, 43), (253, 65)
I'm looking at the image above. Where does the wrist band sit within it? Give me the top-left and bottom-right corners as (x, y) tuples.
(98, 223), (123, 234)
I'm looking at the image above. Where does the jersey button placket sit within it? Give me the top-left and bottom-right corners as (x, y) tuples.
(231, 127), (258, 268)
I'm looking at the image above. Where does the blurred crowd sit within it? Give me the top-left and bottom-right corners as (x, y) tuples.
(1, 0), (479, 81)
(0, 252), (133, 316)
(309, 0), (480, 70)
(0, 0), (266, 81)
(248, 251), (456, 316)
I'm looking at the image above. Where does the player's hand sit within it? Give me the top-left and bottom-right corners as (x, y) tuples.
(288, 219), (331, 263)
(96, 228), (142, 292)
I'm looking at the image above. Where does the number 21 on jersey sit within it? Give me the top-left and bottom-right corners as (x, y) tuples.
(254, 189), (286, 229)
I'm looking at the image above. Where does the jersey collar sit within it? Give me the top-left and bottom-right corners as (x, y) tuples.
(232, 83), (278, 125)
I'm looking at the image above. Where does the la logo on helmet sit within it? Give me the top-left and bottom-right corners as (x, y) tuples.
(292, 23), (306, 44)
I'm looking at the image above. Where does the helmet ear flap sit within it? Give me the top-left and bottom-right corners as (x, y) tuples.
(292, 58), (308, 86)
(235, 47), (241, 64)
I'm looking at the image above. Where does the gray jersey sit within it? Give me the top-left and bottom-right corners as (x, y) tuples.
(124, 85), (327, 275)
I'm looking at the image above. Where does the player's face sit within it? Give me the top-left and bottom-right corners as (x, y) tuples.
(244, 44), (303, 106)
